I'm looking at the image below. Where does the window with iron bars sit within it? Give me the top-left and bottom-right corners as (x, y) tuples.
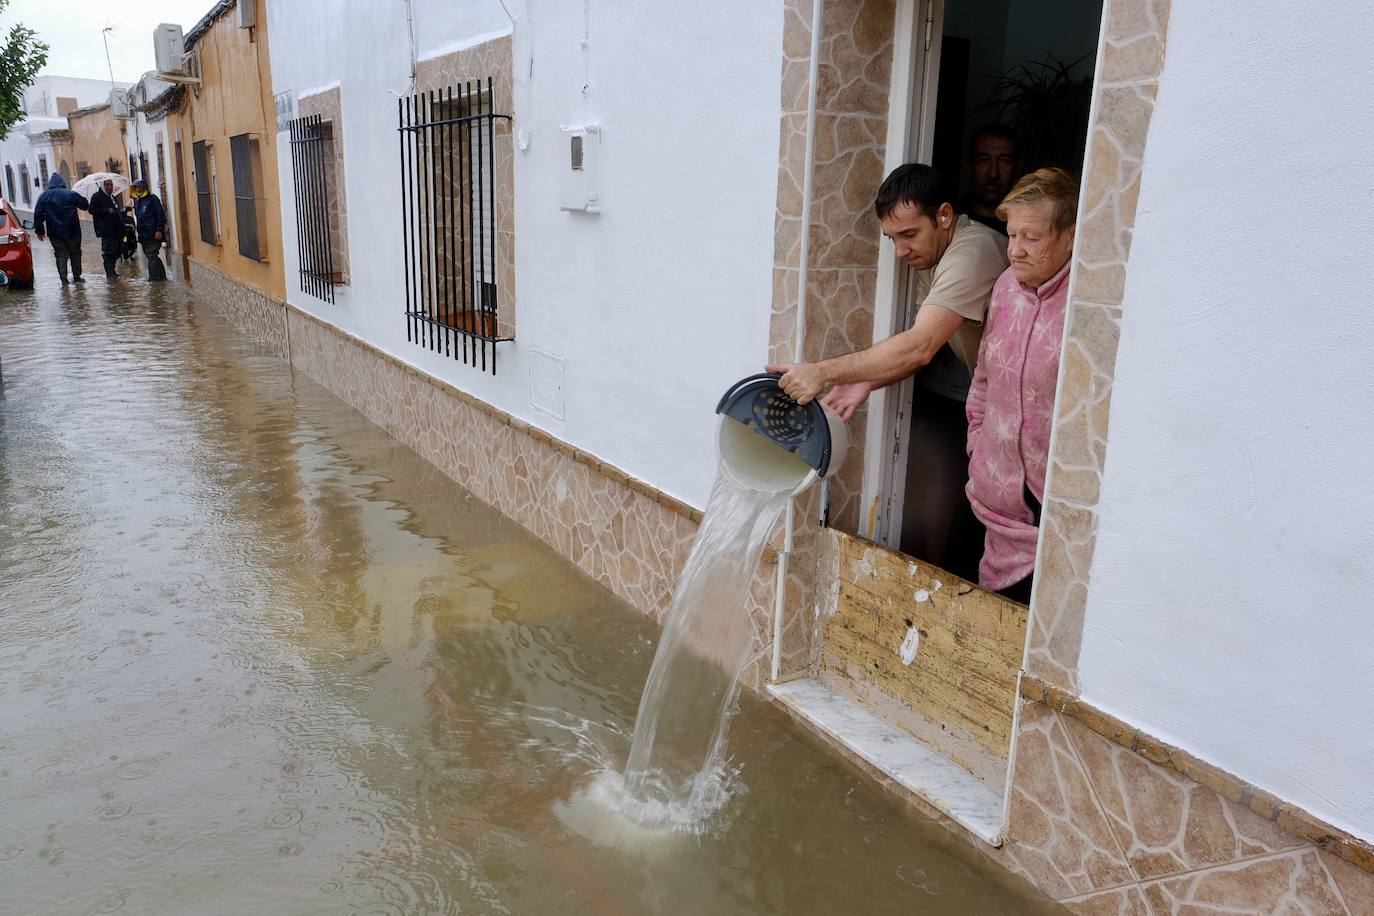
(287, 114), (341, 303)
(230, 133), (268, 262)
(192, 140), (219, 245)
(397, 78), (511, 374)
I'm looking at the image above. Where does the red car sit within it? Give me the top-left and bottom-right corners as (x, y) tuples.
(0, 197), (36, 287)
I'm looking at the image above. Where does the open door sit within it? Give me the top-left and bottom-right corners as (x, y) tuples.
(860, 0), (945, 548)
(173, 136), (191, 280)
(862, 0), (1102, 559)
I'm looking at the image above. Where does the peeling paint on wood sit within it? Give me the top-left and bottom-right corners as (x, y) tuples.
(820, 530), (1028, 773)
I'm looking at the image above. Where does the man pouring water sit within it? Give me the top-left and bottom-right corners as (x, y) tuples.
(766, 164), (1007, 579)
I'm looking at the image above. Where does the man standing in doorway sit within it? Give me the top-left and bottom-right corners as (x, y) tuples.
(965, 168), (1079, 603)
(958, 124), (1020, 236)
(32, 173), (89, 285)
(90, 178), (123, 280)
(767, 164), (1008, 580)
(131, 180), (168, 282)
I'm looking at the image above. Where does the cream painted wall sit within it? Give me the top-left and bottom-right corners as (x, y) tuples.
(265, 0), (781, 508)
(1078, 1), (1374, 842)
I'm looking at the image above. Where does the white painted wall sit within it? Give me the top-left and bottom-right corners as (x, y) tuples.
(22, 75), (125, 118)
(1078, 1), (1374, 842)
(265, 0), (782, 507)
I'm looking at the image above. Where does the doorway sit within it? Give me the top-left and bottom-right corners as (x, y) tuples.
(860, 0), (1104, 563)
(173, 137), (191, 278)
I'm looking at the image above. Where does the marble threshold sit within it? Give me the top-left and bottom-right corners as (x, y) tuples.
(769, 678), (1005, 846)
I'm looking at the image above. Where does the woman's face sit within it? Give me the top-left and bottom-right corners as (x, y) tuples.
(1005, 201), (1075, 288)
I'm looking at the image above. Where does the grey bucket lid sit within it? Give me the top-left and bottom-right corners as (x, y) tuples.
(715, 372), (832, 477)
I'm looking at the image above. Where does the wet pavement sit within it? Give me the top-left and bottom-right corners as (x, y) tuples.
(0, 238), (1059, 914)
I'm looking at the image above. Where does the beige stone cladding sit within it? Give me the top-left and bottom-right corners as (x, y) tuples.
(188, 260), (290, 360)
(770, 0), (896, 680)
(295, 87), (350, 285)
(1029, 0), (1171, 694)
(1003, 687), (1374, 915)
(413, 36), (517, 340)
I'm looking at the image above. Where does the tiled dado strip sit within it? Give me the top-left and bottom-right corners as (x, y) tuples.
(1019, 675), (1374, 880)
(187, 261), (290, 359)
(1029, 0), (1172, 693)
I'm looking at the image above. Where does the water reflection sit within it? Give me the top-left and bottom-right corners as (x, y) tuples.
(0, 241), (1060, 915)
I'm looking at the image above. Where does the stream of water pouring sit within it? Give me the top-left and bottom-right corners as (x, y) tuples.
(573, 467), (791, 833)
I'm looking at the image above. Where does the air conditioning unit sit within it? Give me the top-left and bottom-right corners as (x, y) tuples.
(153, 23), (188, 76)
(110, 88), (134, 121)
(237, 1), (255, 29)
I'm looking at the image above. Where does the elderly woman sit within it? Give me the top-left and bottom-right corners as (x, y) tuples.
(965, 168), (1079, 603)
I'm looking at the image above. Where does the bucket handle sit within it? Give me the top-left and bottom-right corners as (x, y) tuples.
(714, 371), (784, 415)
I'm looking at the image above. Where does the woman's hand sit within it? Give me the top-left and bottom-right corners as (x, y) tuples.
(821, 381), (873, 421)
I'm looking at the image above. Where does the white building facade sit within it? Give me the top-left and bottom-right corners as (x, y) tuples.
(2, 76), (132, 216)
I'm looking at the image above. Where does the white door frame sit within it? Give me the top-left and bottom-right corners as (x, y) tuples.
(859, 0), (946, 547)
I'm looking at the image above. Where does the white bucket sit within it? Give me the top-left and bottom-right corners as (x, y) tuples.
(716, 403), (848, 497)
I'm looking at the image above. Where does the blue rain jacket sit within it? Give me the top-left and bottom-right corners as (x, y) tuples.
(32, 173), (89, 241)
(133, 193), (167, 243)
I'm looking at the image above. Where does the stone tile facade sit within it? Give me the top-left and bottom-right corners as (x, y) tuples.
(984, 694), (1374, 914)
(1007, 678), (1374, 913)
(770, 0), (895, 681)
(188, 260), (290, 360)
(1029, 0), (1170, 693)
(296, 87), (350, 285)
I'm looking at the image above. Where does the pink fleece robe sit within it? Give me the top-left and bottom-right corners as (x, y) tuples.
(965, 261), (1071, 591)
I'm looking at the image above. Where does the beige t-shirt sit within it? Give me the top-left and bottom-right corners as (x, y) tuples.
(912, 215), (1009, 397)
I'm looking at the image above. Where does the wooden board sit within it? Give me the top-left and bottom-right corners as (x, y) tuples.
(820, 530), (1028, 765)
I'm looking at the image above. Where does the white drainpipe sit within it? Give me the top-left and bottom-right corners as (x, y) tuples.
(772, 0), (824, 683)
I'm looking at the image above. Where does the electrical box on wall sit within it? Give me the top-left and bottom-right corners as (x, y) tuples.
(559, 124), (601, 214)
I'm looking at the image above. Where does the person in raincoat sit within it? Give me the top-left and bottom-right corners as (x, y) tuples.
(32, 173), (90, 285)
(131, 179), (168, 282)
(90, 178), (123, 280)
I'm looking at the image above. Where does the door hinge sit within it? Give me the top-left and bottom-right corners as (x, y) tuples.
(923, 5), (934, 52)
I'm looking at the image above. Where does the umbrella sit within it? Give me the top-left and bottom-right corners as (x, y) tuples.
(71, 172), (130, 200)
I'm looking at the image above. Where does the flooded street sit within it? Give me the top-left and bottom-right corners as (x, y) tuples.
(0, 241), (1056, 915)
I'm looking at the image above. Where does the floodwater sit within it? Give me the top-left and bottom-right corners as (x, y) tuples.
(0, 241), (1060, 915)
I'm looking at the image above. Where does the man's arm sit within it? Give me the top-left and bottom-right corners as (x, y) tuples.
(766, 302), (965, 404)
(73, 192), (88, 212)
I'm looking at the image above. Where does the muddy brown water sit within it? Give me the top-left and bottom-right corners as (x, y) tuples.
(0, 241), (1061, 914)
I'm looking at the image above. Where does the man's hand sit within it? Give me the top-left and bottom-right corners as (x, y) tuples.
(35, 231), (44, 242)
(821, 381), (873, 421)
(154, 231), (162, 241)
(765, 362), (830, 405)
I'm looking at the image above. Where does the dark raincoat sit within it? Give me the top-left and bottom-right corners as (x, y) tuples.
(134, 193), (167, 243)
(90, 188), (122, 238)
(32, 173), (89, 240)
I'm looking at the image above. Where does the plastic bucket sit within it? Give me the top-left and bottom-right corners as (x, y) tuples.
(714, 374), (848, 496)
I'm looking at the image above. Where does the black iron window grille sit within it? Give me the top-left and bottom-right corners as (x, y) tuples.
(192, 140), (217, 245)
(288, 114), (337, 303)
(229, 133), (267, 262)
(397, 78), (512, 374)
